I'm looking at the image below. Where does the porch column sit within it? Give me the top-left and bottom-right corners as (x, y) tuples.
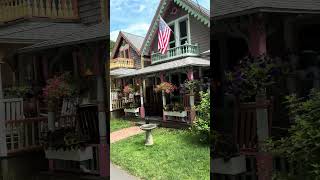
(0, 57), (8, 180)
(256, 94), (272, 180)
(249, 15), (267, 57)
(96, 47), (108, 177)
(42, 56), (49, 80)
(139, 78), (145, 119)
(72, 51), (79, 79)
(160, 72), (166, 121)
(187, 68), (196, 123)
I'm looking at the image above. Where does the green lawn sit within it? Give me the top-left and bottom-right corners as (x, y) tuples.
(111, 128), (210, 180)
(110, 118), (134, 132)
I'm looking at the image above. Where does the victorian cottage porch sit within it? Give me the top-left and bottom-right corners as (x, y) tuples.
(212, 0), (320, 179)
(0, 0), (109, 179)
(110, 0), (210, 127)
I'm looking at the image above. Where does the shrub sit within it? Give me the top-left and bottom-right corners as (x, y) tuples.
(192, 91), (210, 143)
(265, 89), (320, 179)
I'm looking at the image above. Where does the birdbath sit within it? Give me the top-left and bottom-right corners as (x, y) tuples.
(140, 124), (157, 146)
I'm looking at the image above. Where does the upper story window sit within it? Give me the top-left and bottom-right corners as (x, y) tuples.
(165, 15), (190, 49)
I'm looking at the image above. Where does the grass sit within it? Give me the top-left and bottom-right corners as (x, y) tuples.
(111, 128), (210, 180)
(110, 118), (137, 132)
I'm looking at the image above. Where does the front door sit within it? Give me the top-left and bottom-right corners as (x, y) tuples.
(144, 77), (163, 117)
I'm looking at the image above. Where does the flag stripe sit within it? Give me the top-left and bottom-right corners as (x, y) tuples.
(158, 17), (172, 55)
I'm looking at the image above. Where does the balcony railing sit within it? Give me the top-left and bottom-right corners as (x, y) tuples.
(151, 43), (200, 64)
(0, 0), (78, 23)
(110, 58), (135, 70)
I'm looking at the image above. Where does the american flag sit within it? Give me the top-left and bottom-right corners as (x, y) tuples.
(158, 17), (172, 54)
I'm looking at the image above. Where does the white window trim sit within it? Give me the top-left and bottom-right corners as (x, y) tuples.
(167, 14), (191, 48)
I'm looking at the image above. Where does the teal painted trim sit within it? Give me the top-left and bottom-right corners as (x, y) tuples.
(142, 0), (210, 55)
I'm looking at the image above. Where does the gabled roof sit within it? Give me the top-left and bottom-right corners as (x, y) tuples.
(111, 31), (144, 59)
(141, 0), (210, 55)
(212, 0), (320, 19)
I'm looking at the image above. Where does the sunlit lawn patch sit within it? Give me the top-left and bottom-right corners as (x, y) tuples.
(111, 128), (210, 180)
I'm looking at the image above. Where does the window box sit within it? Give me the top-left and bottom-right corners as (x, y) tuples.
(163, 111), (187, 117)
(45, 146), (93, 161)
(211, 155), (246, 175)
(124, 108), (140, 113)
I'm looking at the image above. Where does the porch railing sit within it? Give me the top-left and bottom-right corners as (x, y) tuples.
(110, 58), (135, 70)
(151, 43), (200, 64)
(0, 0), (78, 23)
(234, 100), (273, 152)
(111, 99), (125, 111)
(6, 116), (47, 155)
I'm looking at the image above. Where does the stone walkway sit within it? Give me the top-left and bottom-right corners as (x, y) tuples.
(110, 126), (144, 180)
(110, 126), (144, 143)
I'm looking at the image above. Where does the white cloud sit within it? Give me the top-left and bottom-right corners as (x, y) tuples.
(137, 5), (146, 12)
(110, 22), (150, 41)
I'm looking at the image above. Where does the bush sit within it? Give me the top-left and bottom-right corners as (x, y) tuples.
(192, 91), (210, 143)
(265, 89), (320, 179)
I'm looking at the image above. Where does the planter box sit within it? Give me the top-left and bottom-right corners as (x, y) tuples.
(124, 108), (140, 113)
(211, 155), (246, 175)
(45, 146), (93, 161)
(163, 111), (187, 117)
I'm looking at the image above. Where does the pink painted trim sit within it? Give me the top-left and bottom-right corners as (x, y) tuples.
(49, 160), (54, 171)
(160, 72), (164, 82)
(99, 143), (109, 177)
(163, 113), (166, 121)
(187, 69), (194, 80)
(140, 106), (145, 118)
(249, 17), (267, 57)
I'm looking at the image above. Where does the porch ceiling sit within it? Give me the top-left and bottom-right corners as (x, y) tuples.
(17, 23), (108, 53)
(119, 57), (210, 78)
(110, 68), (137, 76)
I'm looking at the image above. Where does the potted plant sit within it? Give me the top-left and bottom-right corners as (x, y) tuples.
(42, 73), (75, 129)
(4, 85), (37, 116)
(124, 101), (140, 115)
(41, 127), (93, 161)
(211, 132), (246, 175)
(225, 55), (283, 102)
(182, 79), (200, 95)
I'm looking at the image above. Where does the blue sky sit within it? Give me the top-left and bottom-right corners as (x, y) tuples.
(110, 0), (210, 41)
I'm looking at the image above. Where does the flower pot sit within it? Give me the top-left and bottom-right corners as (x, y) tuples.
(211, 155), (246, 175)
(163, 111), (187, 117)
(45, 146), (93, 161)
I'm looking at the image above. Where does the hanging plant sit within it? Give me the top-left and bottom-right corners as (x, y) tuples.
(81, 45), (95, 76)
(182, 79), (200, 94)
(42, 73), (76, 111)
(154, 82), (177, 94)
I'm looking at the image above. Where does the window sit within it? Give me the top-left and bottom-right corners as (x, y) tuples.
(179, 20), (188, 45)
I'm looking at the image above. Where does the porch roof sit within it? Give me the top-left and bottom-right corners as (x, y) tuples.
(110, 68), (137, 76)
(17, 23), (107, 53)
(0, 22), (86, 44)
(119, 57), (210, 78)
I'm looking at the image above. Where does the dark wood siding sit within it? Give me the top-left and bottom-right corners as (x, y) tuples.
(129, 46), (141, 69)
(78, 0), (102, 24)
(190, 16), (210, 53)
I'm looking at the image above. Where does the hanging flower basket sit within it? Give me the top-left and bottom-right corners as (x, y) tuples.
(154, 82), (177, 94)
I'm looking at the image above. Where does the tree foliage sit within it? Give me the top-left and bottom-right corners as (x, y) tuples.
(265, 89), (320, 179)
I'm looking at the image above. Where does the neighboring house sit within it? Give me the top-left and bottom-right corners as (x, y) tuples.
(0, 0), (109, 178)
(212, 0), (320, 179)
(110, 31), (144, 112)
(111, 0), (210, 126)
